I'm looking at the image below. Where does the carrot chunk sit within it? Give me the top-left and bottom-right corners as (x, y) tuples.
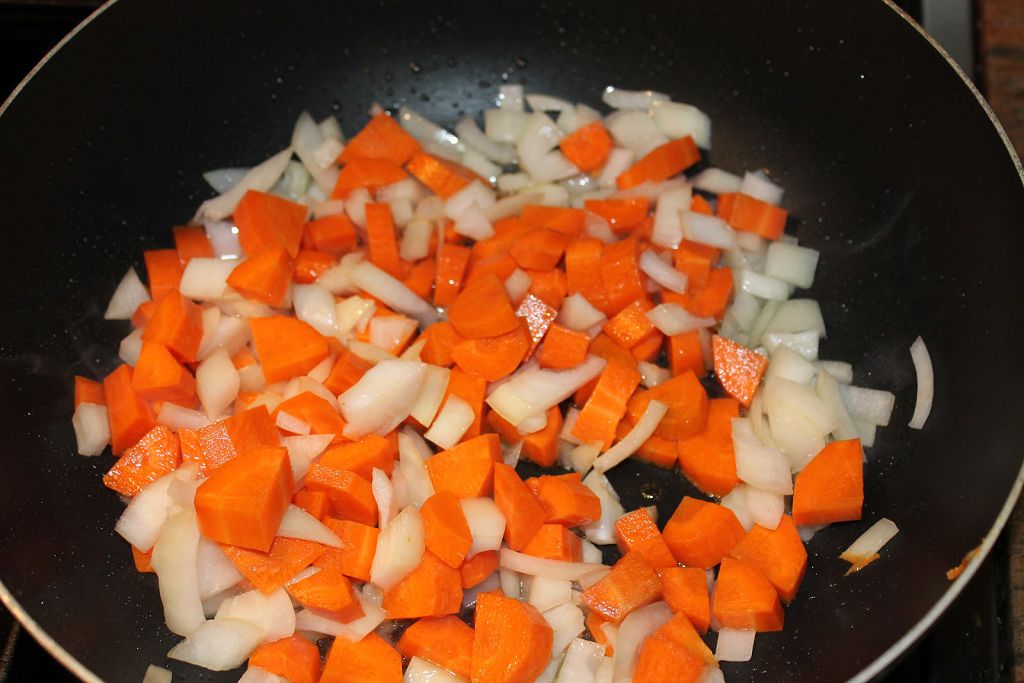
(274, 391), (346, 442)
(525, 268), (568, 310)
(538, 324), (590, 369)
(614, 508), (677, 569)
(443, 368), (488, 440)
(662, 497), (745, 568)
(558, 121), (613, 173)
(712, 335), (768, 407)
(626, 370), (709, 440)
(660, 567), (711, 633)
(633, 632), (709, 683)
(406, 151), (477, 199)
(677, 398), (741, 497)
(603, 298), (657, 350)
(485, 405), (562, 468)
(307, 214), (358, 254)
(712, 557), (785, 632)
(447, 273), (519, 339)
(318, 433), (397, 479)
(234, 190), (307, 258)
(461, 550), (499, 588)
(304, 464), (377, 526)
(73, 375), (105, 408)
(131, 342), (196, 404)
(221, 536), (326, 594)
(323, 349), (371, 395)
(729, 514), (808, 603)
(717, 192), (788, 240)
(515, 294), (559, 356)
(421, 490), (474, 569)
(600, 236), (647, 316)
(321, 632), (402, 683)
(451, 325), (530, 382)
(581, 551), (662, 624)
(585, 197), (650, 233)
(472, 592), (553, 683)
(586, 610), (615, 656)
(292, 249), (336, 284)
(103, 364), (156, 455)
(103, 425), (180, 496)
(365, 202), (403, 279)
(673, 241), (718, 289)
(674, 267), (733, 319)
(564, 238), (609, 313)
(522, 523), (583, 562)
(141, 290), (203, 363)
(287, 564), (364, 622)
(314, 518), (379, 582)
(172, 225), (214, 266)
(292, 490), (330, 521)
(225, 247), (292, 306)
(572, 358), (641, 449)
(398, 615), (475, 680)
(791, 438), (864, 526)
(616, 137), (700, 190)
(426, 434), (502, 499)
(249, 316), (329, 384)
(669, 330), (705, 377)
(520, 205), (586, 237)
(531, 473), (602, 527)
(248, 635), (322, 683)
(143, 248), (183, 301)
(382, 550), (463, 619)
(509, 228), (572, 271)
(185, 405), (279, 475)
(331, 158), (408, 198)
(493, 462), (546, 551)
(340, 112), (421, 166)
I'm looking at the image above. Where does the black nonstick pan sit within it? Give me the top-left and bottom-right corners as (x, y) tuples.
(1, 0), (1023, 681)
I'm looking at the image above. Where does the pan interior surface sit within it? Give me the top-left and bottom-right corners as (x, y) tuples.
(0, 1), (1022, 681)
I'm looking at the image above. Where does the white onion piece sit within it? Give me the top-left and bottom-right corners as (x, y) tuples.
(195, 147), (293, 222)
(485, 192), (544, 221)
(306, 355), (334, 385)
(275, 504), (342, 547)
(497, 84), (524, 110)
(908, 336), (933, 430)
(565, 442), (599, 474)
(485, 108), (530, 144)
(398, 106), (463, 153)
(203, 168), (248, 194)
(581, 471), (625, 545)
(764, 242), (819, 289)
(461, 498), (506, 557)
(817, 360), (854, 384)
(404, 657), (465, 683)
(584, 212), (616, 244)
(499, 567), (523, 599)
(595, 656), (615, 683)
(141, 664), (173, 683)
(400, 219), (434, 262)
(637, 361), (671, 389)
(740, 171), (784, 205)
(487, 356), (606, 427)
(203, 220), (243, 260)
(72, 403), (109, 456)
(842, 518), (899, 564)
(559, 407), (583, 445)
(815, 369), (860, 441)
(424, 395), (475, 449)
(461, 150), (499, 185)
(196, 537), (243, 600)
(648, 185), (690, 248)
(732, 418), (793, 495)
(350, 261), (439, 327)
(726, 292), (761, 334)
(313, 138), (344, 172)
(292, 283), (340, 337)
(180, 258), (237, 302)
(544, 602), (586, 658)
(312, 199), (346, 219)
(282, 434), (333, 484)
(500, 549), (606, 581)
(766, 346), (817, 384)
(606, 110), (668, 159)
(601, 86), (669, 110)
(291, 111), (337, 193)
(692, 168), (742, 195)
(595, 148), (635, 189)
(650, 102), (712, 149)
(370, 506), (425, 591)
(369, 315), (418, 354)
(445, 180), (496, 219)
(612, 602), (673, 683)
(294, 596), (386, 641)
(740, 270), (790, 301)
(339, 359), (427, 438)
(639, 250), (688, 294)
(152, 509), (205, 636)
(763, 376), (839, 435)
(283, 377), (337, 410)
(745, 487), (784, 531)
(215, 587), (294, 644)
(409, 366), (451, 428)
(770, 408), (827, 473)
(798, 523), (828, 543)
(365, 468), (395, 530)
(645, 304), (715, 336)
(720, 486), (755, 532)
(555, 638), (605, 683)
(398, 428), (436, 508)
(536, 654), (563, 683)
(504, 268), (533, 304)
(115, 465), (198, 551)
(334, 296), (373, 339)
(455, 117), (517, 164)
(167, 618), (264, 671)
(518, 112), (579, 182)
(104, 267), (150, 320)
(580, 540), (604, 566)
(453, 202), (495, 240)
(557, 294), (607, 331)
(762, 299), (826, 338)
(527, 93), (575, 112)
(682, 211), (737, 249)
(715, 629), (756, 662)
(593, 400), (668, 473)
(527, 576), (573, 613)
(197, 314), (248, 362)
(345, 187), (371, 228)
(319, 252), (365, 297)
(118, 329), (143, 366)
(761, 330), (820, 361)
(239, 666), (289, 683)
(196, 349), (240, 418)
(496, 173), (532, 193)
(839, 384), (896, 427)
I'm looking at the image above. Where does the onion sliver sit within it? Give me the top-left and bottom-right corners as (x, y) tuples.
(409, 365), (451, 428)
(612, 602), (673, 682)
(650, 186), (690, 248)
(639, 250), (688, 294)
(841, 518), (899, 571)
(294, 596), (386, 642)
(645, 304), (714, 336)
(839, 384), (896, 427)
(544, 602), (586, 658)
(350, 261), (439, 327)
(215, 587), (294, 644)
(682, 211), (736, 249)
(908, 336), (933, 430)
(339, 359), (427, 438)
(593, 400), (668, 473)
(455, 117), (517, 164)
(500, 549), (606, 581)
(398, 428), (435, 508)
(581, 471), (625, 545)
(167, 618), (264, 672)
(557, 294), (607, 331)
(731, 418), (793, 495)
(404, 657), (464, 683)
(104, 267), (150, 320)
(72, 403), (110, 456)
(276, 504), (341, 547)
(152, 509), (205, 637)
(424, 395), (475, 449)
(195, 147), (293, 222)
(692, 168), (742, 195)
(487, 356), (606, 427)
(763, 242), (819, 289)
(115, 464), (198, 551)
(461, 498), (506, 557)
(370, 506), (425, 591)
(649, 101), (711, 148)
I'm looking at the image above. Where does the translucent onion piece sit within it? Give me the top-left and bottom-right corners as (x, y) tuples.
(167, 618), (264, 671)
(370, 506), (425, 591)
(276, 504), (342, 547)
(104, 267), (150, 320)
(72, 403), (109, 456)
(195, 147), (293, 222)
(593, 400), (668, 473)
(715, 629), (755, 662)
(908, 336), (934, 430)
(500, 549), (606, 581)
(840, 518), (899, 573)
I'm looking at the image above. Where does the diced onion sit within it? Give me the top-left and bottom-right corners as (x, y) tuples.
(487, 356), (606, 427)
(650, 101), (712, 148)
(152, 509), (205, 636)
(339, 360), (427, 438)
(739, 270), (790, 301)
(455, 117), (517, 164)
(371, 468), (396, 529)
(817, 360), (854, 384)
(766, 346), (817, 385)
(557, 294), (607, 331)
(453, 202), (495, 240)
(196, 349), (240, 418)
(291, 111), (338, 193)
(215, 587), (294, 644)
(762, 299), (826, 338)
(239, 666), (288, 683)
(197, 314), (248, 362)
(485, 108), (530, 144)
(543, 602), (586, 658)
(196, 538), (243, 600)
(731, 418), (793, 495)
(320, 252), (365, 297)
(350, 261), (439, 327)
(400, 219), (433, 261)
(500, 549), (606, 581)
(118, 329), (143, 366)
(398, 429), (436, 508)
(649, 186), (690, 248)
(720, 486), (755, 532)
(294, 596), (386, 642)
(142, 664), (173, 683)
(761, 330), (820, 360)
(593, 400), (668, 473)
(715, 629), (755, 662)
(275, 410), (310, 435)
(104, 267), (151, 320)
(167, 619), (264, 671)
(404, 657), (465, 683)
(839, 384), (896, 427)
(581, 471), (625, 545)
(555, 638), (606, 683)
(293, 283), (340, 337)
(602, 86), (669, 110)
(370, 506), (425, 591)
(744, 487), (784, 531)
(639, 250), (688, 294)
(527, 576), (573, 613)
(180, 258), (237, 302)
(518, 112), (579, 182)
(764, 242), (819, 289)
(276, 504), (341, 547)
(739, 171), (783, 205)
(398, 106), (463, 154)
(612, 602), (673, 682)
(527, 93), (574, 112)
(409, 365), (451, 428)
(115, 464), (198, 551)
(72, 403), (109, 456)
(692, 168), (742, 195)
(504, 268), (533, 304)
(369, 315), (418, 354)
(424, 395), (475, 449)
(908, 336), (933, 430)
(461, 498), (506, 557)
(645, 304), (714, 336)
(681, 211), (736, 249)
(637, 362), (670, 389)
(195, 147), (293, 222)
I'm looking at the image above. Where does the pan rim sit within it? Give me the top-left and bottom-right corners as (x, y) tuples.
(0, 1), (1022, 682)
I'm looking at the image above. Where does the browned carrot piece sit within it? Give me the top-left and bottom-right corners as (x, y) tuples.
(461, 550), (499, 588)
(472, 592), (553, 683)
(447, 273), (520, 339)
(729, 514), (807, 603)
(292, 249), (336, 284)
(522, 523), (583, 562)
(572, 359), (641, 449)
(660, 567), (711, 633)
(340, 112), (421, 166)
(323, 349), (371, 395)
(451, 325), (530, 382)
(712, 335), (768, 407)
(791, 439), (864, 526)
(321, 632), (402, 683)
(397, 615), (475, 680)
(318, 433), (398, 479)
(304, 464), (377, 526)
(143, 248), (183, 301)
(531, 473), (602, 527)
(677, 397), (741, 497)
(626, 370), (709, 440)
(515, 294), (558, 356)
(287, 564), (364, 622)
(406, 151), (478, 199)
(234, 190), (308, 258)
(172, 225), (214, 266)
(669, 330), (705, 377)
(712, 557), (785, 632)
(292, 490), (330, 521)
(585, 197), (650, 233)
(307, 214), (358, 254)
(314, 518), (378, 582)
(558, 121), (613, 173)
(249, 316), (329, 384)
(616, 136), (701, 190)
(633, 632), (710, 683)
(331, 158), (408, 198)
(434, 243), (472, 308)
(131, 342), (196, 404)
(221, 536), (326, 594)
(382, 550), (463, 619)
(103, 364), (156, 455)
(509, 228), (573, 271)
(538, 324), (590, 369)
(103, 425), (181, 497)
(717, 192), (788, 240)
(248, 635), (322, 683)
(421, 490), (474, 569)
(525, 267), (568, 310)
(614, 508), (677, 569)
(226, 247), (293, 306)
(662, 497), (745, 568)
(581, 551), (663, 624)
(74, 375), (105, 407)
(425, 434), (502, 499)
(141, 290), (204, 363)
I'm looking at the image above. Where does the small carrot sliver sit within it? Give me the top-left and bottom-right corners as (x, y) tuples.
(425, 434), (501, 499)
(249, 635), (322, 683)
(74, 376), (105, 408)
(131, 545), (153, 573)
(249, 316), (329, 384)
(616, 136), (701, 190)
(382, 550), (463, 619)
(662, 497), (745, 568)
(558, 121), (613, 173)
(614, 508), (677, 569)
(660, 567), (711, 633)
(363, 202), (404, 279)
(172, 225), (214, 266)
(581, 551), (663, 624)
(340, 112), (421, 166)
(712, 335), (768, 407)
(712, 557), (785, 632)
(472, 592), (553, 683)
(315, 518), (379, 582)
(320, 632), (402, 683)
(493, 462), (547, 552)
(143, 248), (183, 301)
(522, 523), (583, 562)
(717, 192), (788, 241)
(421, 490), (474, 569)
(397, 615), (475, 680)
(461, 550), (499, 588)
(234, 190), (307, 258)
(103, 425), (180, 497)
(447, 272), (520, 339)
(677, 398), (741, 497)
(729, 514), (808, 603)
(103, 364), (156, 455)
(791, 438), (864, 526)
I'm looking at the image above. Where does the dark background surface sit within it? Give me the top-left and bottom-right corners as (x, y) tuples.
(0, 1), (1019, 681)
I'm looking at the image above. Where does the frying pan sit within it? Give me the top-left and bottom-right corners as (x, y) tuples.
(1, 0), (1023, 680)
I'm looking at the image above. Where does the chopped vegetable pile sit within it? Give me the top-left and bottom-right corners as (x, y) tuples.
(71, 84), (926, 683)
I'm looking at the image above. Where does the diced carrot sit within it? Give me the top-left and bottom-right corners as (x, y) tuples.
(633, 632), (708, 683)
(717, 192), (788, 240)
(232, 348), (257, 370)
(418, 321), (465, 368)
(626, 370), (709, 440)
(403, 258), (437, 301)
(465, 250), (518, 287)
(331, 158), (408, 198)
(586, 610), (615, 656)
(572, 359), (641, 449)
(249, 316), (329, 384)
(623, 423), (678, 469)
(493, 462), (547, 551)
(616, 137), (700, 190)
(323, 349), (371, 395)
(472, 592), (553, 683)
(673, 241), (718, 289)
(515, 294), (558, 356)
(676, 267), (733, 319)
(382, 550), (463, 619)
(600, 236), (647, 315)
(712, 335), (768, 407)
(172, 225), (214, 266)
(356, 202), (401, 279)
(292, 489), (330, 521)
(315, 518), (379, 581)
(447, 273), (519, 339)
(321, 632), (402, 683)
(74, 375), (105, 408)
(421, 490), (474, 569)
(669, 330), (705, 377)
(131, 545), (153, 573)
(585, 197), (650, 233)
(729, 514), (807, 603)
(443, 368), (487, 439)
(603, 298), (656, 350)
(406, 151), (478, 199)
(531, 473), (602, 527)
(662, 497), (745, 568)
(614, 508), (677, 569)
(141, 290), (203, 363)
(319, 433), (397, 479)
(226, 247), (293, 306)
(660, 567), (711, 633)
(425, 434), (501, 499)
(653, 611), (716, 665)
(461, 550), (499, 588)
(791, 438), (864, 526)
(397, 615), (475, 680)
(234, 190), (307, 258)
(522, 523), (582, 562)
(304, 464), (377, 526)
(690, 194), (714, 216)
(143, 248), (183, 300)
(221, 536), (326, 594)
(103, 425), (180, 496)
(307, 214), (358, 254)
(434, 243), (472, 308)
(520, 205), (586, 237)
(524, 267), (567, 310)
(451, 324), (530, 382)
(509, 228), (572, 271)
(486, 405), (562, 467)
(131, 300), (157, 329)
(564, 238), (609, 314)
(287, 563), (363, 622)
(473, 217), (530, 259)
(581, 551), (662, 624)
(341, 112), (421, 166)
(103, 364), (156, 455)
(712, 557), (785, 632)
(186, 405), (279, 475)
(677, 397), (741, 497)
(631, 331), (664, 363)
(274, 392), (346, 443)
(538, 324), (590, 369)
(194, 445), (293, 551)
(292, 249), (336, 284)
(558, 121), (613, 173)
(249, 635), (322, 683)
(131, 342), (197, 403)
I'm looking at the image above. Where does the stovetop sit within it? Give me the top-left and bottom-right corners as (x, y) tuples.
(0, 1), (1013, 681)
